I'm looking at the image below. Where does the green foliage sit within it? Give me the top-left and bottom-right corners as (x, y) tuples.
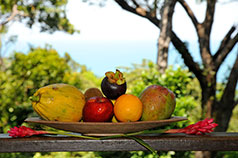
(216, 151), (238, 158)
(0, 0), (77, 34)
(227, 104), (238, 132)
(33, 152), (100, 158)
(95, 151), (135, 158)
(0, 46), (100, 133)
(78, 65), (102, 91)
(130, 151), (158, 158)
(0, 152), (35, 158)
(0, 46), (67, 132)
(122, 60), (194, 98)
(173, 96), (200, 128)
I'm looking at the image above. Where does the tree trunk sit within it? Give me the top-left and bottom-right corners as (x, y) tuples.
(213, 53), (238, 132)
(157, 0), (176, 74)
(200, 80), (216, 118)
(113, 1), (238, 158)
(214, 102), (234, 131)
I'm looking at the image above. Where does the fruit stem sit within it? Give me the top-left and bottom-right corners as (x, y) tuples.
(29, 95), (40, 102)
(114, 69), (120, 80)
(127, 136), (158, 156)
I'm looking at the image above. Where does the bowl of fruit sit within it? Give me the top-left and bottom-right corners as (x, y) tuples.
(26, 69), (187, 136)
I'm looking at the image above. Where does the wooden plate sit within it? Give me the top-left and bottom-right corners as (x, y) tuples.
(25, 116), (187, 136)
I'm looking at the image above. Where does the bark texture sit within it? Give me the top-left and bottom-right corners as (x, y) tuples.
(157, 0), (176, 73)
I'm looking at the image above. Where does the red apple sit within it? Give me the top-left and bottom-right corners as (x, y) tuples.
(83, 96), (114, 122)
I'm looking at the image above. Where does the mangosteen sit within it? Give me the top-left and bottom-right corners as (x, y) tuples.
(101, 69), (127, 99)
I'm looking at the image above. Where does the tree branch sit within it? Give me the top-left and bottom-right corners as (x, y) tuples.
(131, 0), (140, 7)
(115, 0), (203, 81)
(131, 0), (157, 17)
(214, 30), (238, 71)
(0, 4), (19, 30)
(115, 0), (147, 17)
(171, 32), (204, 82)
(203, 0), (216, 36)
(177, 0), (200, 31)
(114, 0), (159, 25)
(220, 52), (238, 109)
(215, 26), (236, 56)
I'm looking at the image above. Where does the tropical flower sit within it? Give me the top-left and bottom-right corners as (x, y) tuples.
(8, 126), (47, 138)
(165, 118), (218, 135)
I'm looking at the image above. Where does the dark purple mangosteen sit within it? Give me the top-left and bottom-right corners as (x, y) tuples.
(101, 69), (127, 100)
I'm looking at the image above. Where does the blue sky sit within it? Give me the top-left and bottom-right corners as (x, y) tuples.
(4, 0), (238, 79)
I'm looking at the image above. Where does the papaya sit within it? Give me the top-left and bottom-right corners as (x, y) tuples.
(31, 83), (85, 122)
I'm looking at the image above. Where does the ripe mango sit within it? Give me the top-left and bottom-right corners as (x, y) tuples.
(139, 85), (176, 121)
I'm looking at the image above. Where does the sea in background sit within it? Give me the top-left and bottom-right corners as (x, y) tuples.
(2, 0), (238, 83)
(4, 37), (237, 83)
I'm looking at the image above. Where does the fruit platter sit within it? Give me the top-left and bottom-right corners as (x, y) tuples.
(26, 69), (187, 135)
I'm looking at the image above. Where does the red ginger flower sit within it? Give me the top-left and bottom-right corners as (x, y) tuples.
(8, 126), (48, 138)
(165, 118), (218, 135)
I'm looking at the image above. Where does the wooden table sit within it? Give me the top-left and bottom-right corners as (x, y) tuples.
(1, 132), (238, 153)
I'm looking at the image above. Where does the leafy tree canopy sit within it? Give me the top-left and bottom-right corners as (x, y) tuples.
(0, 0), (77, 34)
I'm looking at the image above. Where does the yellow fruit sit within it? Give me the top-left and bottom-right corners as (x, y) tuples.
(31, 83), (85, 122)
(111, 99), (116, 104)
(111, 115), (118, 123)
(114, 94), (142, 122)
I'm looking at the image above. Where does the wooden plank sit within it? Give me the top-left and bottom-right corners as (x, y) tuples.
(1, 132), (238, 153)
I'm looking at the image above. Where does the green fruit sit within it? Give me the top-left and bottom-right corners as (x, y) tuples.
(139, 85), (176, 121)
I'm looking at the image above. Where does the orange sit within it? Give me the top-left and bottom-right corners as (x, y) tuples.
(114, 94), (143, 122)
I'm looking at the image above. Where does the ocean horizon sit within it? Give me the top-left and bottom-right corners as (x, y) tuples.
(4, 39), (237, 82)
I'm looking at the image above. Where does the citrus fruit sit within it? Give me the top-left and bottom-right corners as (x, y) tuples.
(114, 94), (143, 122)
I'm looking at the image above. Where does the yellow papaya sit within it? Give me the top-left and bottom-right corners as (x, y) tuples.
(31, 83), (85, 122)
